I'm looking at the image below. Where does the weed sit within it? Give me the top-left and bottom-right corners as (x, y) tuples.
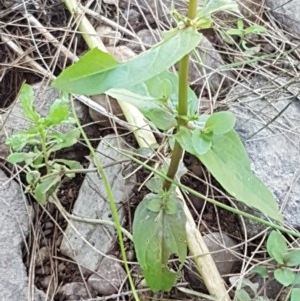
(51, 0), (282, 292)
(7, 0), (284, 295)
(6, 84), (82, 204)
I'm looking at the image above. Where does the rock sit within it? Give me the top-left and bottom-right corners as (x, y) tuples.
(107, 45), (136, 61)
(0, 82), (88, 159)
(0, 169), (44, 300)
(89, 94), (124, 126)
(96, 25), (121, 47)
(36, 246), (50, 267)
(203, 232), (240, 277)
(60, 135), (136, 273)
(119, 8), (141, 30)
(89, 46), (136, 124)
(126, 28), (160, 52)
(88, 255), (127, 295)
(266, 0), (300, 36)
(229, 75), (300, 237)
(58, 282), (96, 300)
(185, 232), (240, 290)
(190, 36), (233, 92)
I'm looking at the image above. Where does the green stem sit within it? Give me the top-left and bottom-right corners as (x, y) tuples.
(70, 99), (140, 301)
(38, 125), (50, 173)
(111, 146), (300, 239)
(163, 0), (198, 191)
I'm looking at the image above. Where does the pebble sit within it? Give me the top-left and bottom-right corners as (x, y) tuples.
(88, 255), (127, 295)
(36, 246), (50, 267)
(58, 282), (96, 300)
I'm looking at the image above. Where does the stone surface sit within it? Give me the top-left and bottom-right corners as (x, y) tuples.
(57, 282), (96, 300)
(96, 25), (121, 47)
(0, 82), (88, 159)
(229, 75), (300, 237)
(0, 169), (47, 300)
(88, 255), (127, 295)
(190, 36), (233, 92)
(203, 232), (240, 278)
(185, 232), (240, 290)
(60, 135), (136, 273)
(266, 0), (300, 36)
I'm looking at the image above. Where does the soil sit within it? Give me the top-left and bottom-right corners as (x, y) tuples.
(1, 1), (294, 300)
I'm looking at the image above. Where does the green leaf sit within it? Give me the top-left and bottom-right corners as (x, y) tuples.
(244, 25), (266, 35)
(6, 152), (37, 164)
(205, 111), (236, 135)
(284, 250), (300, 267)
(267, 231), (288, 264)
(226, 28), (243, 36)
(175, 127), (196, 155)
(237, 19), (244, 31)
(19, 84), (41, 122)
(145, 194), (162, 213)
(53, 48), (119, 94)
(54, 159), (82, 170)
(274, 268), (295, 287)
(252, 266), (268, 278)
(192, 130), (212, 155)
(48, 128), (80, 153)
(44, 96), (70, 127)
(235, 289), (251, 301)
(34, 175), (61, 204)
(6, 132), (33, 151)
(53, 28), (201, 95)
(197, 130), (282, 221)
(292, 273), (300, 285)
(133, 195), (187, 291)
(107, 88), (177, 130)
(26, 170), (40, 185)
(291, 288), (300, 301)
(201, 0), (240, 15)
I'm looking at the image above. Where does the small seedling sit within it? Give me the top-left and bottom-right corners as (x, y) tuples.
(265, 231), (300, 300)
(6, 84), (82, 204)
(224, 19), (266, 55)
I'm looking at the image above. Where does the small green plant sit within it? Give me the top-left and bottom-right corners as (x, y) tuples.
(266, 231), (300, 300)
(224, 19), (267, 55)
(51, 0), (282, 292)
(236, 231), (300, 301)
(6, 84), (82, 204)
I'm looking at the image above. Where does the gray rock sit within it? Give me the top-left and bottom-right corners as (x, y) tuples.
(185, 232), (240, 289)
(0, 82), (88, 159)
(229, 75), (300, 237)
(58, 282), (96, 300)
(60, 135), (136, 273)
(0, 169), (45, 300)
(96, 25), (122, 47)
(266, 0), (300, 36)
(190, 36), (233, 92)
(88, 255), (127, 295)
(203, 232), (240, 278)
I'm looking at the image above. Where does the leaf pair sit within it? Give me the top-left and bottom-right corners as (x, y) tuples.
(133, 192), (187, 291)
(267, 231), (300, 287)
(175, 111), (236, 156)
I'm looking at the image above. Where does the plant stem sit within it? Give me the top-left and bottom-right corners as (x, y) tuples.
(163, 0), (198, 191)
(38, 125), (50, 173)
(70, 99), (140, 301)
